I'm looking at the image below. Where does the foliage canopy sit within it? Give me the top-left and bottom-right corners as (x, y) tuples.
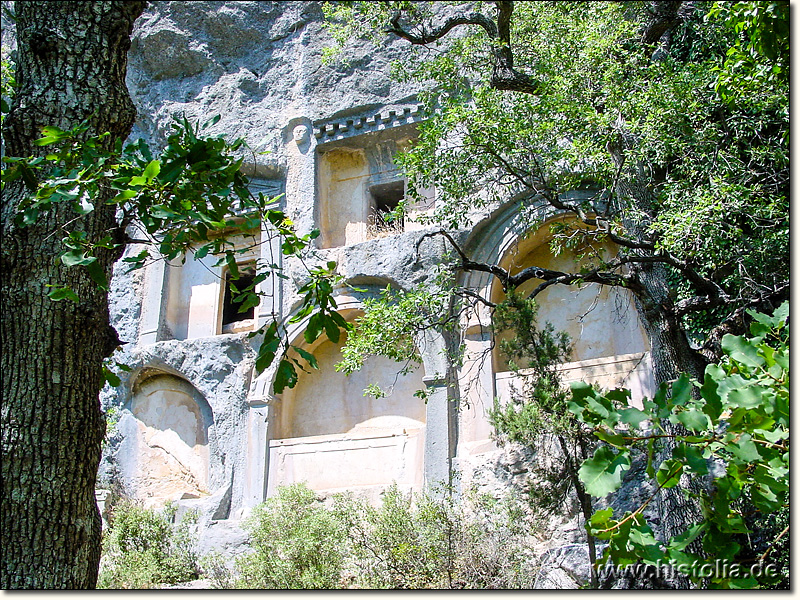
(569, 302), (789, 589)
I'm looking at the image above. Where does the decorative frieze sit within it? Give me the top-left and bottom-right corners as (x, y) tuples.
(314, 104), (426, 143)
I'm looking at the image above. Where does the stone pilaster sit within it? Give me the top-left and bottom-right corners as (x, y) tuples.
(138, 257), (169, 345)
(242, 398), (272, 509)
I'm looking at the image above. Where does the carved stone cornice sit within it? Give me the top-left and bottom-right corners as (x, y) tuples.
(314, 104), (426, 144)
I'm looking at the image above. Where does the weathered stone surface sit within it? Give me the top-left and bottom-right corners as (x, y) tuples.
(106, 244), (145, 347)
(125, 1), (421, 165)
(103, 335), (256, 517)
(86, 2), (659, 586)
(534, 544), (595, 589)
(195, 518), (249, 559)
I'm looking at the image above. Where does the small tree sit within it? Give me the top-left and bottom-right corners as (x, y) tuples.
(488, 290), (600, 587)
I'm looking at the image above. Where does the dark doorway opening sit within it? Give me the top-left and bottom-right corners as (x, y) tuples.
(222, 263), (256, 329)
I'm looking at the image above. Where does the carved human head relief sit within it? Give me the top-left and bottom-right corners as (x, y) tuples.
(293, 124), (310, 144)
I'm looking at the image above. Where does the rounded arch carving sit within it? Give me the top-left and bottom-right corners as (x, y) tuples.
(264, 287), (428, 498)
(272, 288), (427, 440)
(124, 371), (213, 502)
(459, 197), (650, 371)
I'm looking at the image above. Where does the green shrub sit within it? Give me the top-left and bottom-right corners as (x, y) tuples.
(335, 484), (537, 589)
(569, 302), (789, 589)
(450, 491), (539, 589)
(235, 483), (347, 589)
(230, 482), (537, 589)
(199, 550), (237, 590)
(340, 485), (451, 588)
(97, 500), (199, 589)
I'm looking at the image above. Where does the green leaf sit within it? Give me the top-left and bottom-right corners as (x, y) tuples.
(149, 205), (180, 220)
(618, 406), (648, 428)
(589, 507), (614, 531)
(673, 443), (708, 475)
(747, 301), (788, 332)
(730, 435), (760, 462)
(604, 388), (631, 406)
(670, 373), (693, 406)
(21, 206), (39, 225)
(329, 310), (351, 330)
(194, 244), (211, 259)
(47, 286), (79, 303)
(255, 334), (280, 374)
(578, 445), (631, 497)
(750, 483), (781, 512)
(667, 522), (706, 553)
(304, 313), (323, 345)
(595, 428), (626, 447)
(570, 380), (595, 402)
(85, 260), (109, 290)
(628, 524), (662, 563)
(323, 315), (340, 343)
(41, 125), (67, 137)
(273, 359), (298, 394)
(61, 250), (96, 267)
(158, 157), (187, 183)
(721, 333), (765, 368)
(728, 576), (758, 589)
(202, 114), (222, 129)
(34, 126), (69, 146)
(673, 407), (710, 432)
(109, 189), (138, 204)
(293, 346), (319, 370)
(727, 385), (766, 409)
(225, 254), (239, 279)
(758, 426), (788, 444)
(19, 163), (39, 192)
(103, 368), (121, 388)
(700, 369), (723, 421)
(656, 458), (683, 489)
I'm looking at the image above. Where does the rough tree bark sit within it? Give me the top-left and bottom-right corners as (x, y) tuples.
(1, 1), (145, 588)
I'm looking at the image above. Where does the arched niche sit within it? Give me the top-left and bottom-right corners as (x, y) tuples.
(127, 373), (213, 502)
(276, 307), (427, 439)
(489, 215), (649, 372)
(265, 302), (428, 500)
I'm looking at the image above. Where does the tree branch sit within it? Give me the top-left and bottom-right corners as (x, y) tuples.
(641, 1), (684, 45)
(468, 135), (657, 252)
(387, 2), (539, 95)
(417, 229), (640, 298)
(387, 9), (497, 44)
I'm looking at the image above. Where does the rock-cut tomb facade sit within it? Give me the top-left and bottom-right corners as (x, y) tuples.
(99, 2), (656, 533)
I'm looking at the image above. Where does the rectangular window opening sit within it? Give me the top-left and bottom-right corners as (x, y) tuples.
(221, 263), (257, 333)
(368, 180), (405, 238)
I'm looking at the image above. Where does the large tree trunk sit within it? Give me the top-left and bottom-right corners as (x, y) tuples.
(609, 117), (706, 591)
(1, 1), (144, 588)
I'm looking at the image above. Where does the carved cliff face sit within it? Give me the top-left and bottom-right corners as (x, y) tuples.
(124, 1), (422, 166)
(98, 7), (656, 574)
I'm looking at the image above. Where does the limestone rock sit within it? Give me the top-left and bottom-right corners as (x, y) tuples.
(126, 1), (421, 164)
(89, 3), (659, 585)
